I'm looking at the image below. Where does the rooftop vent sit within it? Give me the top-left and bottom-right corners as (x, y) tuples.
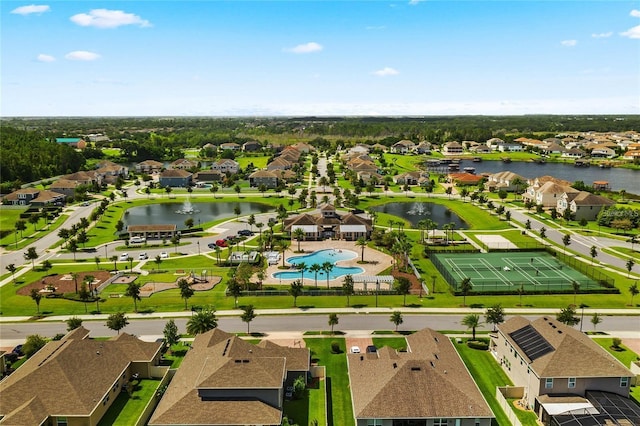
(360, 356), (364, 361)
(411, 367), (421, 371)
(430, 361), (435, 368)
(393, 363), (397, 369)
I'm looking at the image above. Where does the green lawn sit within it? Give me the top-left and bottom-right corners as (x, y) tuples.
(283, 373), (327, 426)
(372, 337), (407, 351)
(454, 339), (538, 426)
(98, 378), (161, 426)
(305, 338), (354, 426)
(592, 338), (639, 369)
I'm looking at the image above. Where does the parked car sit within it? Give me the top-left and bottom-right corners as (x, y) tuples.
(130, 236), (146, 244)
(238, 229), (254, 236)
(11, 345), (23, 356)
(138, 252), (148, 260)
(119, 253), (129, 261)
(160, 252), (169, 259)
(216, 239), (227, 247)
(207, 243), (217, 249)
(350, 346), (361, 354)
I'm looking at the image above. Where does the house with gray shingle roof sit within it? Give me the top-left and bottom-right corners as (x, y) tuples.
(348, 328), (494, 426)
(556, 191), (615, 221)
(0, 327), (163, 426)
(149, 328), (309, 426)
(491, 316), (633, 411)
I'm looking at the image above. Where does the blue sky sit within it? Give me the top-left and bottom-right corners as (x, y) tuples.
(2, 1), (639, 116)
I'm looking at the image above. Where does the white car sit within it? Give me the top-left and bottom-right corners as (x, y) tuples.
(138, 252), (148, 260)
(160, 252), (169, 259)
(119, 253), (129, 261)
(350, 346), (361, 354)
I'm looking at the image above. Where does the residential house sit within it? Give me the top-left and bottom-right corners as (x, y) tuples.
(414, 141), (432, 154)
(159, 169), (193, 187)
(371, 143), (387, 152)
(442, 141), (464, 155)
(561, 148), (585, 159)
(135, 160), (164, 174)
(448, 172), (484, 186)
(292, 142), (315, 153)
(55, 137), (87, 149)
(1, 188), (65, 206)
(280, 146), (302, 163)
(49, 179), (82, 198)
(285, 214), (322, 240)
(497, 141), (524, 152)
(486, 138), (505, 150)
(219, 142), (241, 151)
(394, 171), (424, 186)
(470, 144), (492, 154)
(491, 316), (634, 413)
(349, 144), (371, 155)
(242, 140), (262, 152)
(148, 328), (309, 426)
(623, 150), (640, 161)
(589, 144), (616, 158)
(486, 171), (526, 192)
(348, 328), (494, 426)
(266, 157), (293, 171)
(60, 170), (101, 186)
(96, 161), (129, 184)
(515, 137), (545, 149)
(523, 181), (579, 208)
(249, 170), (280, 188)
(210, 159), (239, 174)
(169, 158), (198, 170)
(194, 170), (223, 183)
(390, 140), (415, 154)
(357, 171), (384, 185)
(556, 191), (615, 221)
(0, 327), (164, 426)
(273, 169), (298, 183)
(541, 142), (566, 155)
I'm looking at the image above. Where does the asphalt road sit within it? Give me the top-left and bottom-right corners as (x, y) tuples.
(1, 313), (637, 342)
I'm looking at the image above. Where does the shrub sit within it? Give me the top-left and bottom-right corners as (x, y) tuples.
(330, 340), (341, 354)
(612, 337), (622, 349)
(293, 375), (306, 399)
(466, 340), (489, 350)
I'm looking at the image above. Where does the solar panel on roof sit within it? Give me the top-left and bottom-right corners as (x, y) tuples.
(509, 325), (554, 361)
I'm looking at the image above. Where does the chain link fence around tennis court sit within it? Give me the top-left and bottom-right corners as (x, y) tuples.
(431, 249), (617, 296)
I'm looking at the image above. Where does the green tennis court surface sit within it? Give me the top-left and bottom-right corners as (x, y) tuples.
(432, 251), (601, 293)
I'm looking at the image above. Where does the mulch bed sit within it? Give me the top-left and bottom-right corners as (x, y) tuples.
(391, 269), (423, 294)
(138, 276), (222, 297)
(18, 271), (112, 296)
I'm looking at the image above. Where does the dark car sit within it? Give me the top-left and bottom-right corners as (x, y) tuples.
(207, 242), (217, 249)
(238, 229), (254, 236)
(366, 345), (377, 353)
(351, 209), (365, 214)
(12, 345), (23, 356)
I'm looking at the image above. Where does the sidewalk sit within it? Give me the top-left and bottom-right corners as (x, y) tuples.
(1, 306), (639, 323)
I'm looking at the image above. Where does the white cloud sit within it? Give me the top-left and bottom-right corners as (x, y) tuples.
(65, 51), (101, 61)
(561, 39), (577, 47)
(70, 9), (151, 29)
(372, 67), (399, 76)
(284, 42), (323, 54)
(630, 9), (640, 18)
(591, 32), (612, 38)
(620, 25), (640, 39)
(409, 0), (424, 5)
(37, 54), (55, 62)
(11, 4), (50, 15)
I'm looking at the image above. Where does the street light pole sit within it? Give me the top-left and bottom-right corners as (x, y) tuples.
(197, 241), (200, 255)
(375, 279), (379, 308)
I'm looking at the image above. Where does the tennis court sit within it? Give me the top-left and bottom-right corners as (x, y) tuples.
(431, 251), (602, 293)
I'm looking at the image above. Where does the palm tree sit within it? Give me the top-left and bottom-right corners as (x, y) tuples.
(459, 278), (472, 307)
(356, 237), (367, 262)
(342, 274), (354, 306)
(125, 282), (142, 312)
(178, 278), (194, 310)
(289, 280), (303, 307)
(462, 313), (482, 341)
(293, 227), (305, 252)
(30, 289), (42, 314)
(390, 311), (403, 331)
(322, 262), (334, 288)
(241, 305), (257, 334)
(296, 262), (308, 283)
(590, 245), (598, 264)
(278, 239), (290, 268)
(328, 313), (339, 334)
(309, 264), (322, 288)
(186, 308), (218, 335)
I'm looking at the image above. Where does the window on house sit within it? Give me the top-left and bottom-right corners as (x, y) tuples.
(57, 418), (68, 426)
(621, 377), (629, 387)
(568, 378), (576, 388)
(545, 378), (553, 389)
(433, 419), (448, 426)
(366, 420), (382, 426)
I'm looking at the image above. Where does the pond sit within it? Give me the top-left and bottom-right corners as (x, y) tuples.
(273, 249), (364, 281)
(370, 202), (467, 229)
(123, 201), (273, 229)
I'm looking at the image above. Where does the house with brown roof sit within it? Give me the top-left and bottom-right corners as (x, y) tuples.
(284, 204), (373, 241)
(394, 171), (425, 185)
(135, 159), (164, 174)
(210, 159), (239, 174)
(491, 317), (634, 414)
(390, 139), (415, 154)
(523, 181), (579, 208)
(486, 171), (526, 192)
(348, 328), (494, 426)
(266, 157), (293, 171)
(148, 328), (309, 426)
(556, 191), (615, 221)
(96, 161), (129, 184)
(0, 327), (164, 426)
(442, 141), (464, 155)
(1, 188), (65, 206)
(249, 170), (280, 188)
(448, 172), (484, 186)
(60, 170), (102, 186)
(159, 169), (193, 187)
(242, 140), (262, 152)
(169, 158), (199, 170)
(48, 179), (81, 197)
(220, 142), (241, 151)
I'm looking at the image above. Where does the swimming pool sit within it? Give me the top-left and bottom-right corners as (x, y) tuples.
(272, 249), (364, 281)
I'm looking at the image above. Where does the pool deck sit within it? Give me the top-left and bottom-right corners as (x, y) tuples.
(262, 240), (393, 288)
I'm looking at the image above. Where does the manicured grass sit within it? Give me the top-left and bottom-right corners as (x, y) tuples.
(98, 378), (161, 426)
(163, 343), (190, 368)
(454, 338), (516, 426)
(305, 338), (354, 426)
(372, 337), (407, 351)
(592, 338), (640, 369)
(283, 374), (327, 426)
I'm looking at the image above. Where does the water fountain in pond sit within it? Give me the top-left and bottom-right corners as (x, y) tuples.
(175, 199), (200, 214)
(407, 203), (431, 216)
